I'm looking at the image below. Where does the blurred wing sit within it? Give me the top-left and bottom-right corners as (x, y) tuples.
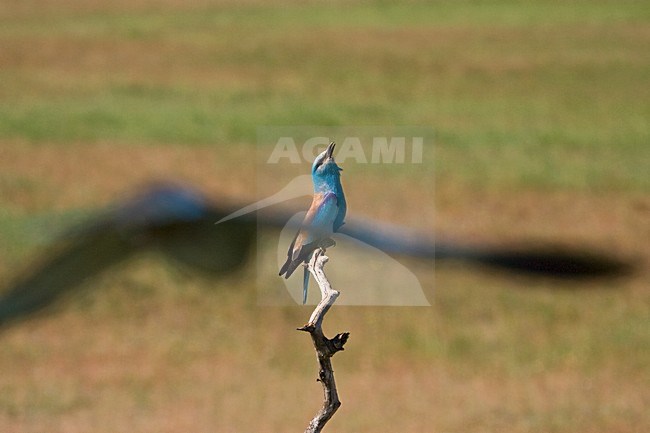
(154, 217), (254, 274)
(339, 218), (631, 278)
(0, 181), (633, 328)
(0, 226), (137, 327)
(0, 183), (256, 328)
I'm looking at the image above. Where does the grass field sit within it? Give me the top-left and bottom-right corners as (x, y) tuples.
(1, 1), (649, 432)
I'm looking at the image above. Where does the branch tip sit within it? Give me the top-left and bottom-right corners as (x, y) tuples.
(299, 249), (347, 433)
(297, 324), (315, 333)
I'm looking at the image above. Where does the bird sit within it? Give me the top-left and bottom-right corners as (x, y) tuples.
(279, 141), (347, 304)
(0, 180), (631, 328)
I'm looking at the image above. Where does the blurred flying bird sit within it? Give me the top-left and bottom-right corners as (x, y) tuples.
(279, 142), (346, 304)
(0, 181), (631, 328)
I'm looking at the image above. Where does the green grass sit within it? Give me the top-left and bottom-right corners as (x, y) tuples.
(0, 1), (648, 191)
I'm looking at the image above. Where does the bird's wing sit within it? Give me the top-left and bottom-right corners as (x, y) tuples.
(304, 192), (339, 232)
(0, 183), (254, 328)
(0, 224), (136, 327)
(338, 219), (631, 277)
(292, 192), (339, 257)
(0, 182), (633, 328)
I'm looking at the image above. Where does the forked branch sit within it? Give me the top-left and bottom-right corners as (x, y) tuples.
(297, 250), (349, 433)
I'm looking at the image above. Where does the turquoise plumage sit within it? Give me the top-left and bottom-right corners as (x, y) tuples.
(279, 142), (346, 303)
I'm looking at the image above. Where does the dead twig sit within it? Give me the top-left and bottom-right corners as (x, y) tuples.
(297, 249), (349, 433)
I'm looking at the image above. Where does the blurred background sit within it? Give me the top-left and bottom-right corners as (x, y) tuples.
(0, 1), (648, 432)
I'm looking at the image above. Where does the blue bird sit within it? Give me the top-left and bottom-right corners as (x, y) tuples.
(279, 141), (347, 304)
(0, 179), (631, 327)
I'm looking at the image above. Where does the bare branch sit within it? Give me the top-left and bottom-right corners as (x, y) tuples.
(297, 250), (349, 433)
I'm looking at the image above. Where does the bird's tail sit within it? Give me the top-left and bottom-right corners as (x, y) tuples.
(302, 266), (310, 304)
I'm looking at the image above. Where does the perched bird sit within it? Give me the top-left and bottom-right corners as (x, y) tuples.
(0, 180), (631, 328)
(279, 141), (347, 304)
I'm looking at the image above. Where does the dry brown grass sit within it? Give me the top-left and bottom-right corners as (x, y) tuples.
(0, 142), (256, 212)
(1, 142), (648, 432)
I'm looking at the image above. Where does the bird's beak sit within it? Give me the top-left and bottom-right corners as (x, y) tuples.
(326, 141), (336, 159)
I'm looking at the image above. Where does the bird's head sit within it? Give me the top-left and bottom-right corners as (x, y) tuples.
(311, 142), (342, 181)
